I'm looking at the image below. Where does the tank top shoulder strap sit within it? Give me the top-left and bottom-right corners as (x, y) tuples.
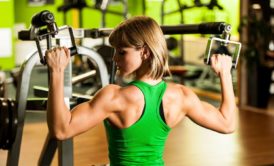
(128, 80), (167, 113)
(128, 80), (167, 92)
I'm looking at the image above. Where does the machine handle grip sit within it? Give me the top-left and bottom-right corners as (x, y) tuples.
(69, 46), (78, 56)
(18, 30), (31, 40)
(39, 46), (78, 65)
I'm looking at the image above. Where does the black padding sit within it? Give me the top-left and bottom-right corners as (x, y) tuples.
(0, 81), (5, 98)
(0, 99), (10, 149)
(7, 99), (18, 149)
(0, 98), (18, 150)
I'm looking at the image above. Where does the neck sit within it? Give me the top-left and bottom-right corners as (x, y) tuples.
(136, 75), (162, 85)
(134, 60), (162, 85)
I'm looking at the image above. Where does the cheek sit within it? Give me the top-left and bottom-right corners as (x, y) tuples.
(117, 58), (140, 76)
(126, 55), (142, 70)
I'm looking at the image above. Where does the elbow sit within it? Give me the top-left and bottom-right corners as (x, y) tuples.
(54, 132), (68, 141)
(49, 128), (70, 141)
(222, 127), (235, 134)
(221, 121), (236, 134)
(221, 107), (237, 134)
(47, 118), (72, 140)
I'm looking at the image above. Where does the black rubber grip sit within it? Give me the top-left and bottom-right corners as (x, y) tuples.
(18, 30), (31, 40)
(69, 46), (78, 56)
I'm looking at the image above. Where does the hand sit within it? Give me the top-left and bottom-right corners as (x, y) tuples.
(210, 54), (232, 76)
(45, 47), (71, 72)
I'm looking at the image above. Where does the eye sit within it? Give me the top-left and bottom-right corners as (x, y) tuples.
(119, 51), (125, 55)
(116, 49), (126, 56)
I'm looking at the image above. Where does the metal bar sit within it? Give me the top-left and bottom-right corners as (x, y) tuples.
(161, 0), (165, 24)
(58, 138), (74, 166)
(72, 70), (96, 85)
(38, 134), (57, 166)
(77, 46), (109, 87)
(84, 22), (230, 39)
(122, 0), (128, 19)
(7, 51), (40, 166)
(58, 98), (73, 166)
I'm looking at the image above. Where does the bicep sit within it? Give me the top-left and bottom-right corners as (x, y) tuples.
(185, 90), (226, 133)
(66, 86), (118, 137)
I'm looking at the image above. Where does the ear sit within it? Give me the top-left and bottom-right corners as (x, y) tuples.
(141, 46), (150, 60)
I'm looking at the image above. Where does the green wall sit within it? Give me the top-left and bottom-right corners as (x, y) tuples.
(0, 0), (14, 70)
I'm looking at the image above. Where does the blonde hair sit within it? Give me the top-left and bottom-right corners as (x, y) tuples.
(109, 16), (170, 79)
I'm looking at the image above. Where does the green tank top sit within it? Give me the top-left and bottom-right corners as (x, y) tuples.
(104, 80), (171, 166)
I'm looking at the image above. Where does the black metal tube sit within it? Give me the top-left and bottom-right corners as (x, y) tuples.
(85, 22), (231, 39)
(84, 28), (113, 38)
(161, 22), (230, 35)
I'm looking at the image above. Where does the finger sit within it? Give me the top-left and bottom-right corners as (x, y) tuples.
(63, 47), (71, 57)
(55, 47), (62, 54)
(210, 54), (217, 65)
(216, 54), (221, 61)
(45, 50), (50, 56)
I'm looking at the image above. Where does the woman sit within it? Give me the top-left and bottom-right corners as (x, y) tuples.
(45, 16), (236, 166)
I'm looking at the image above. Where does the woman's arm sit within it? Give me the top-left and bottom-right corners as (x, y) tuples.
(45, 47), (118, 140)
(185, 54), (236, 134)
(46, 47), (71, 139)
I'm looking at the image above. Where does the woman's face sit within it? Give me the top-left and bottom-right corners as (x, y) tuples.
(113, 47), (143, 77)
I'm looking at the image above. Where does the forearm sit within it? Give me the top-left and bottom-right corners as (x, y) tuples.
(219, 71), (236, 130)
(47, 71), (71, 138)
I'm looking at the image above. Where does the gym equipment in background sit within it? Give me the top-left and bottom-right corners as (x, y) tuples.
(161, 0), (224, 65)
(161, 0), (224, 25)
(198, 25), (241, 92)
(19, 10), (78, 65)
(58, 0), (128, 28)
(57, 0), (128, 84)
(204, 37), (241, 68)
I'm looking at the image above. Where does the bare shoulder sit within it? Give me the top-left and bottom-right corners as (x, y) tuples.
(91, 84), (143, 111)
(114, 84), (144, 106)
(165, 82), (195, 99)
(160, 82), (194, 127)
(164, 82), (198, 116)
(97, 84), (142, 99)
(92, 84), (121, 100)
